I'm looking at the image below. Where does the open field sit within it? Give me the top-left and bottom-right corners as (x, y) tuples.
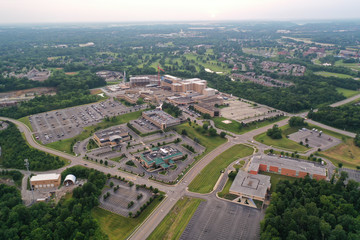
(47, 110), (143, 154)
(334, 60), (360, 71)
(314, 71), (354, 79)
(92, 196), (163, 240)
(260, 171), (296, 192)
(174, 122), (227, 160)
(254, 125), (308, 152)
(188, 144), (253, 193)
(336, 87), (360, 98)
(147, 197), (203, 240)
(213, 116), (287, 135)
(318, 138), (360, 169)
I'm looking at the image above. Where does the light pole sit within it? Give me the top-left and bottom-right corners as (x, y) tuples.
(24, 159), (35, 204)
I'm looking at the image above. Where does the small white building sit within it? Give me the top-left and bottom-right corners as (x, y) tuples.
(64, 174), (77, 186)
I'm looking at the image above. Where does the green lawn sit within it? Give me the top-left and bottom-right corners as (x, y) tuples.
(217, 177), (235, 199)
(174, 122), (227, 160)
(213, 116), (287, 135)
(47, 110), (144, 154)
(147, 197), (203, 240)
(87, 139), (98, 151)
(334, 60), (360, 71)
(336, 87), (360, 98)
(254, 124), (308, 152)
(92, 196), (163, 240)
(110, 154), (126, 162)
(260, 171), (296, 192)
(314, 71), (354, 79)
(18, 116), (33, 132)
(188, 144), (253, 193)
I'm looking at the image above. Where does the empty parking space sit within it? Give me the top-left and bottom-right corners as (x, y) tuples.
(180, 198), (262, 240)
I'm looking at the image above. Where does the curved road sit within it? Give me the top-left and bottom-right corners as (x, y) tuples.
(0, 101), (358, 240)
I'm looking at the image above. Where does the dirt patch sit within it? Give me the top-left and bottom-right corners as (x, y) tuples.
(65, 72), (78, 75)
(0, 87), (57, 99)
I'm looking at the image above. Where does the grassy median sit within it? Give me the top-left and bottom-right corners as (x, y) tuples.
(188, 144), (253, 193)
(147, 197), (203, 240)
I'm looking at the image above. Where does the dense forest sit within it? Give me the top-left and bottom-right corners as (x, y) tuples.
(308, 104), (360, 132)
(0, 166), (108, 240)
(261, 173), (360, 240)
(0, 122), (64, 170)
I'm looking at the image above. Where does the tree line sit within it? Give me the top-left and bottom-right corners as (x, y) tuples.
(0, 122), (64, 170)
(261, 173), (360, 240)
(0, 166), (108, 240)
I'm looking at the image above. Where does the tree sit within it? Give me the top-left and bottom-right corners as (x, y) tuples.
(181, 129), (187, 136)
(203, 123), (209, 130)
(267, 125), (282, 139)
(209, 128), (217, 137)
(338, 163), (343, 168)
(355, 133), (360, 147)
(220, 131), (226, 138)
(289, 116), (307, 127)
(203, 113), (211, 119)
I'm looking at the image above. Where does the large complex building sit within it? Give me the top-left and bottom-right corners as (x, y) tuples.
(161, 75), (216, 96)
(130, 75), (158, 87)
(248, 155), (327, 180)
(139, 146), (183, 170)
(194, 103), (220, 117)
(30, 173), (61, 189)
(93, 126), (130, 147)
(229, 171), (271, 202)
(142, 109), (180, 130)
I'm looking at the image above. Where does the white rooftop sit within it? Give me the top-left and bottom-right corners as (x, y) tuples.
(30, 173), (60, 182)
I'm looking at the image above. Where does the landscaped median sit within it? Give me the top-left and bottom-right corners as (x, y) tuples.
(188, 144), (254, 194)
(147, 196), (203, 240)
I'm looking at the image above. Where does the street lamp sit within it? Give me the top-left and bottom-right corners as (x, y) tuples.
(24, 159), (35, 204)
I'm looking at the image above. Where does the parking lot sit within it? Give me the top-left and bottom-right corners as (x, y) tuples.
(180, 198), (263, 240)
(221, 99), (280, 123)
(288, 128), (342, 150)
(341, 168), (360, 183)
(130, 118), (160, 134)
(30, 99), (144, 144)
(99, 178), (153, 217)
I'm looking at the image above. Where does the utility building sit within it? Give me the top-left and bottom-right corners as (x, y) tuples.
(30, 173), (61, 189)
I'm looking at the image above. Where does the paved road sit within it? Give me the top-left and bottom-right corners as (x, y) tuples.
(306, 119), (356, 138)
(330, 93), (360, 107)
(1, 97), (359, 240)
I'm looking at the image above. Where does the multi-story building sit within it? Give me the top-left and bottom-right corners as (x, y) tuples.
(93, 126), (130, 147)
(142, 109), (180, 130)
(248, 155), (327, 180)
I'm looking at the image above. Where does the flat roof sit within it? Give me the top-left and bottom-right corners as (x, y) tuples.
(252, 155), (326, 176)
(30, 173), (60, 182)
(143, 109), (180, 125)
(94, 126), (128, 139)
(229, 171), (271, 199)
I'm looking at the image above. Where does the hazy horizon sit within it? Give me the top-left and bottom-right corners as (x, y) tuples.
(1, 0), (360, 24)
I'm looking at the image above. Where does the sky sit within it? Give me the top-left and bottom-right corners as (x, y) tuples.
(0, 0), (359, 24)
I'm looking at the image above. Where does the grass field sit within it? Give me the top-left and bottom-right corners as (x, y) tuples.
(110, 154), (126, 162)
(213, 116), (287, 135)
(254, 124), (308, 152)
(188, 144), (253, 193)
(174, 122), (227, 160)
(318, 138), (360, 169)
(18, 116), (33, 132)
(260, 171), (296, 192)
(314, 71), (354, 79)
(47, 110), (143, 154)
(147, 197), (203, 240)
(336, 87), (360, 98)
(92, 196), (163, 240)
(335, 60), (360, 71)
